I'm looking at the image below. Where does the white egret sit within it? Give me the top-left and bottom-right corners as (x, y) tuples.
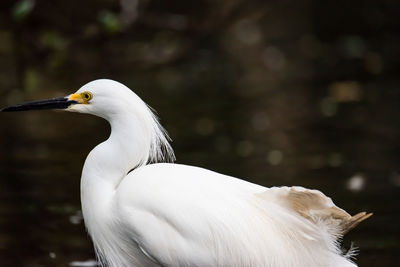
(2, 79), (372, 267)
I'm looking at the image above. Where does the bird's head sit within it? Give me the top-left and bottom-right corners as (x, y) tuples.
(2, 79), (146, 120)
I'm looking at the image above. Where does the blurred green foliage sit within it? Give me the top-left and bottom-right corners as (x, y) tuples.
(98, 10), (121, 34)
(12, 0), (34, 22)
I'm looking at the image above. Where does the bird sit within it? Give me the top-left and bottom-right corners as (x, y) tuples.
(2, 79), (372, 267)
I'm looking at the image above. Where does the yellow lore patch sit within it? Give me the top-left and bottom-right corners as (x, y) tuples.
(68, 91), (93, 104)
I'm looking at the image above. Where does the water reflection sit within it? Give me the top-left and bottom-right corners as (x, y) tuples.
(70, 259), (98, 267)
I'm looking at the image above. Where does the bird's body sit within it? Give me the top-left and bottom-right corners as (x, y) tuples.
(87, 162), (268, 267)
(86, 162), (361, 267)
(2, 79), (371, 267)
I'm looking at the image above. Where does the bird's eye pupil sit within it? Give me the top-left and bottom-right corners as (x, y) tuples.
(81, 92), (92, 101)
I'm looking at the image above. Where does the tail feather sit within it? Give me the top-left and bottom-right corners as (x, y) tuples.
(342, 212), (373, 234)
(261, 186), (372, 236)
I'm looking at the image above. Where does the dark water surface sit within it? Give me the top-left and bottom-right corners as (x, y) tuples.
(1, 0), (400, 266)
(1, 86), (399, 266)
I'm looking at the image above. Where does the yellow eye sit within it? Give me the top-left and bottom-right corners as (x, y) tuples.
(81, 92), (93, 101)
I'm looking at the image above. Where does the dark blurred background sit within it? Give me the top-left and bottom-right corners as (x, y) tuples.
(0, 0), (399, 266)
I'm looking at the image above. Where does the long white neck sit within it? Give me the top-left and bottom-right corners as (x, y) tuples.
(79, 101), (174, 262)
(82, 116), (149, 194)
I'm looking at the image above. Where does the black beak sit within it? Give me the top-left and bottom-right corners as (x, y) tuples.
(1, 97), (77, 112)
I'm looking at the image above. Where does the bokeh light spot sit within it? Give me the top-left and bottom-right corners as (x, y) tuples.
(347, 174), (365, 192)
(267, 150), (283, 165)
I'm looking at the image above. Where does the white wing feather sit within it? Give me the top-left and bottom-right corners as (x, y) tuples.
(113, 163), (368, 267)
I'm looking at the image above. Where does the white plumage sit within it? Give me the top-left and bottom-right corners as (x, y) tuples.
(3, 79), (372, 267)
